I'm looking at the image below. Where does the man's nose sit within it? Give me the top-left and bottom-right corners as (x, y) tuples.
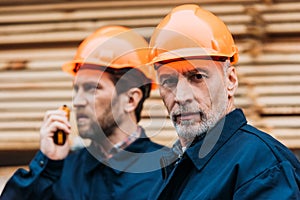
(73, 89), (87, 107)
(174, 77), (193, 105)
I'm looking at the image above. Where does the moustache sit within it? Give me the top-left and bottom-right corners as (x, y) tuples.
(170, 106), (205, 122)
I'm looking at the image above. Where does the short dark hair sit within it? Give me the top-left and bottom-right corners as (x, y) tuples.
(106, 67), (151, 122)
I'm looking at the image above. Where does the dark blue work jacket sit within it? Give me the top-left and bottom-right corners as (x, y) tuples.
(1, 130), (168, 200)
(150, 109), (300, 200)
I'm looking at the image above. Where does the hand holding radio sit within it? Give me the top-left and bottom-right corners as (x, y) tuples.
(40, 105), (71, 160)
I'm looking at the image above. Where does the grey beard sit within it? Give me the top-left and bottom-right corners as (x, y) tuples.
(172, 104), (227, 140)
(173, 113), (210, 140)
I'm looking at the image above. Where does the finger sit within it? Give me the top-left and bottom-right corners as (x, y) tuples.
(43, 114), (71, 129)
(50, 121), (71, 134)
(41, 121), (71, 138)
(43, 110), (69, 121)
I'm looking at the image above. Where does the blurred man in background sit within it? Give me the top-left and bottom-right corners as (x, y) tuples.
(1, 25), (167, 200)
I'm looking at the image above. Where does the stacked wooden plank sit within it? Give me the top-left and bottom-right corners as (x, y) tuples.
(236, 2), (300, 148)
(0, 0), (299, 153)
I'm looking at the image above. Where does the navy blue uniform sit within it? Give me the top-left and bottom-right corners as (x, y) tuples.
(1, 129), (167, 200)
(151, 109), (300, 200)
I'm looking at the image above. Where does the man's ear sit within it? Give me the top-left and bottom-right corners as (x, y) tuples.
(124, 88), (143, 113)
(226, 66), (238, 98)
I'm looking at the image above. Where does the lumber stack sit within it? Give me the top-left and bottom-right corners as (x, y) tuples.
(0, 0), (299, 152)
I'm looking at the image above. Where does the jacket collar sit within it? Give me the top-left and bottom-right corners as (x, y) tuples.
(185, 109), (247, 171)
(84, 128), (150, 175)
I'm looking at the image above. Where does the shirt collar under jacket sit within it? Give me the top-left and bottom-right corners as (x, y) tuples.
(83, 127), (149, 175)
(111, 126), (141, 154)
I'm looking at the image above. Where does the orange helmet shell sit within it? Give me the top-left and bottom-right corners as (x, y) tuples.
(62, 25), (155, 84)
(149, 4), (238, 65)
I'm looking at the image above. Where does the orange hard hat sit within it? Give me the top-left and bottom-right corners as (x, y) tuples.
(149, 4), (238, 67)
(62, 25), (155, 87)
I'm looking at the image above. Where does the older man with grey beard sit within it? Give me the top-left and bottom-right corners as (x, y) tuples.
(147, 4), (300, 200)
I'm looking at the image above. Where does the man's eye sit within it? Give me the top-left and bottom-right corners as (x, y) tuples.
(96, 84), (102, 89)
(189, 74), (205, 82)
(84, 84), (99, 91)
(161, 78), (178, 87)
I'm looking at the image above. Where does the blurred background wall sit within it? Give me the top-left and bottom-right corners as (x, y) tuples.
(1, 0), (300, 192)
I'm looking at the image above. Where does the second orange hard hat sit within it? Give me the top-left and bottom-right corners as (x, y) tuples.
(62, 25), (155, 85)
(149, 4), (239, 66)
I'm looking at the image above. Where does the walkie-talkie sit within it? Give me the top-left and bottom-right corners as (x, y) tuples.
(53, 105), (70, 145)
